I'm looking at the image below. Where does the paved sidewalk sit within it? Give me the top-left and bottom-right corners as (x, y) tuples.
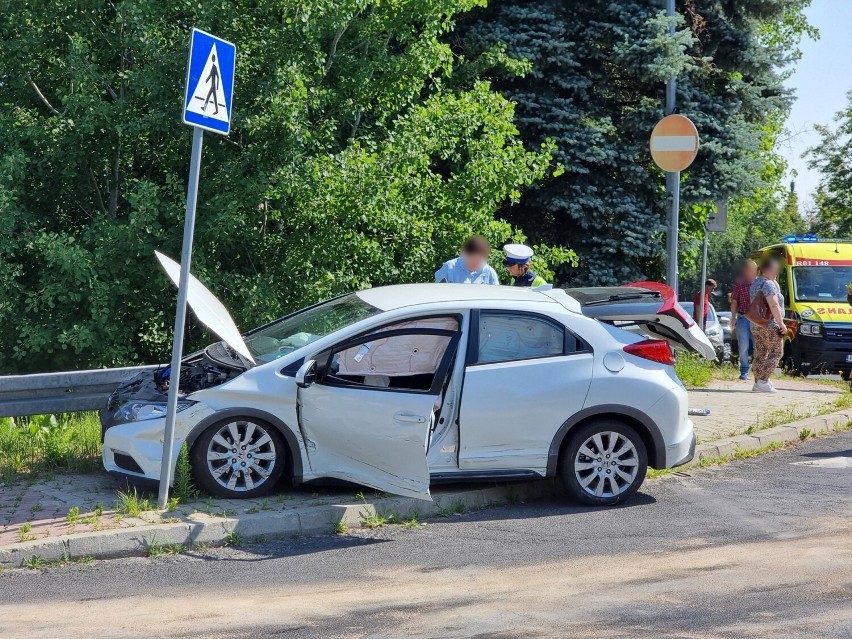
(0, 377), (847, 565)
(686, 377), (844, 442)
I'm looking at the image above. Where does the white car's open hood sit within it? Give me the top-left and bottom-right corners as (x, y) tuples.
(155, 251), (255, 364)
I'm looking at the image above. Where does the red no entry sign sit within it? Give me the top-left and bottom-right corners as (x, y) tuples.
(650, 114), (699, 173)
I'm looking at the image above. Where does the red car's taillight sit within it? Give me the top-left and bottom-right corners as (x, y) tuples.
(623, 339), (674, 366)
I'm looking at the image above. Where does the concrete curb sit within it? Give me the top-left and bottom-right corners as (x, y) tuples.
(689, 409), (852, 465)
(3, 409), (850, 568)
(0, 482), (550, 568)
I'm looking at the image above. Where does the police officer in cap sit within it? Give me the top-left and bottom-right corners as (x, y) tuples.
(503, 244), (547, 287)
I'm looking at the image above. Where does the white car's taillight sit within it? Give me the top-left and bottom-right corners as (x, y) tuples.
(623, 339), (674, 366)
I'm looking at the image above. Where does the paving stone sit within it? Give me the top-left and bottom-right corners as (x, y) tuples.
(688, 378), (843, 442)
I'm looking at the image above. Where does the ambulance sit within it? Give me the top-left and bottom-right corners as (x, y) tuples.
(751, 236), (852, 380)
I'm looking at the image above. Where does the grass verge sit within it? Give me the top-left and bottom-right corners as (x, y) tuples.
(674, 353), (715, 388)
(674, 353), (743, 387)
(115, 488), (156, 517)
(647, 441), (786, 479)
(0, 413), (101, 484)
(147, 540), (186, 557)
(22, 552), (95, 570)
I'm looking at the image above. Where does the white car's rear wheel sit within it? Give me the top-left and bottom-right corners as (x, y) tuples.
(191, 418), (286, 498)
(560, 420), (648, 506)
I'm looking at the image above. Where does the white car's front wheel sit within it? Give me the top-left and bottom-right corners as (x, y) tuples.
(560, 420), (648, 506)
(191, 418), (286, 498)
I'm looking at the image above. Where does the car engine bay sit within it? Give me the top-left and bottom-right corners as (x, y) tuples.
(105, 341), (249, 412)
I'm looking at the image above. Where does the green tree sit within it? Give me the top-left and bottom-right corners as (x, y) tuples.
(680, 120), (806, 304)
(0, 0), (567, 373)
(456, 0), (814, 286)
(806, 90), (852, 238)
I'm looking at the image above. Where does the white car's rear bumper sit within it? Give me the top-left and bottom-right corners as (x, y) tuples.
(666, 418), (697, 468)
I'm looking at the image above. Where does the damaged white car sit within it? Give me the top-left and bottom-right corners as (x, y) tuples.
(101, 255), (714, 506)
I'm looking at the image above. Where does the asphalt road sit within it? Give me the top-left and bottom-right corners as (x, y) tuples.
(2, 432), (851, 639)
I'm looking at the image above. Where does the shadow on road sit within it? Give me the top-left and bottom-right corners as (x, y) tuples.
(185, 534), (391, 562)
(799, 448), (852, 459)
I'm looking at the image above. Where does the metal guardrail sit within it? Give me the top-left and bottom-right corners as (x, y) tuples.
(0, 366), (159, 418)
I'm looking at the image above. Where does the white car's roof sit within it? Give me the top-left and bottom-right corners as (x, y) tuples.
(356, 283), (579, 312)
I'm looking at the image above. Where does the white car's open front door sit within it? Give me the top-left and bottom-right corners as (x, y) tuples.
(296, 320), (461, 500)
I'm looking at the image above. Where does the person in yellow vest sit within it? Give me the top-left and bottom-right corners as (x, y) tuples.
(503, 244), (547, 287)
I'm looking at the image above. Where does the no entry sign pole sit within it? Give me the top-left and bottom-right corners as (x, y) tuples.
(665, 0), (679, 297)
(158, 29), (236, 509)
(666, 171), (681, 297)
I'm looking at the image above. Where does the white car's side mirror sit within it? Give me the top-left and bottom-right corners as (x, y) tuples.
(295, 359), (317, 388)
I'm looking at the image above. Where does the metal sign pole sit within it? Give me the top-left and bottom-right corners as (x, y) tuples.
(665, 0), (679, 298)
(157, 126), (204, 509)
(667, 171), (681, 298)
(699, 222), (709, 330)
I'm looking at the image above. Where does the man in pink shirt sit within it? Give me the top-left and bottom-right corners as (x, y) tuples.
(693, 278), (717, 328)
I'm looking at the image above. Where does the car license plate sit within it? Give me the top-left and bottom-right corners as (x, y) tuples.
(846, 354), (852, 363)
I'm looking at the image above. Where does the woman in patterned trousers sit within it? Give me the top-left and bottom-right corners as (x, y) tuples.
(749, 258), (787, 393)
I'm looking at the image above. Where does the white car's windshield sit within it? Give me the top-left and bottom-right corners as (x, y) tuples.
(793, 266), (852, 303)
(244, 294), (381, 363)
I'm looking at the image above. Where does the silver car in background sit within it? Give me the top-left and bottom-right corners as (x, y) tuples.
(680, 302), (730, 362)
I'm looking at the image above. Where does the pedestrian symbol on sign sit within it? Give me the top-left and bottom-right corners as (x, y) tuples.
(182, 29), (236, 135)
(186, 45), (226, 120)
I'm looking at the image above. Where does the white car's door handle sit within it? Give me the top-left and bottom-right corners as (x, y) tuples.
(393, 412), (427, 424)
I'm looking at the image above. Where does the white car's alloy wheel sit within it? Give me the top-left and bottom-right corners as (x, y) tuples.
(207, 420), (277, 492)
(192, 418), (286, 498)
(573, 431), (639, 499)
(561, 420), (648, 506)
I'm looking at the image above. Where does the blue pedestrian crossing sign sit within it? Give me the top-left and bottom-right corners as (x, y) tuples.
(182, 28), (236, 135)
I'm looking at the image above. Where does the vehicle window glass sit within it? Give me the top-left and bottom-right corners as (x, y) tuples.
(792, 266), (852, 303)
(325, 317), (459, 392)
(244, 294), (381, 364)
(477, 313), (564, 364)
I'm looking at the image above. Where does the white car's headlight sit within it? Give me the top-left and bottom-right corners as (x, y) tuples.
(705, 327), (719, 337)
(113, 401), (195, 425)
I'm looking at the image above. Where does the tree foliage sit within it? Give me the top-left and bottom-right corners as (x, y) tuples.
(680, 121), (806, 304)
(806, 90), (852, 238)
(0, 0), (566, 373)
(456, 0), (814, 286)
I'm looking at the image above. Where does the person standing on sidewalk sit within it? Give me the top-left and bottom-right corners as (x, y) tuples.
(692, 278), (717, 328)
(730, 259), (758, 381)
(750, 257), (787, 393)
